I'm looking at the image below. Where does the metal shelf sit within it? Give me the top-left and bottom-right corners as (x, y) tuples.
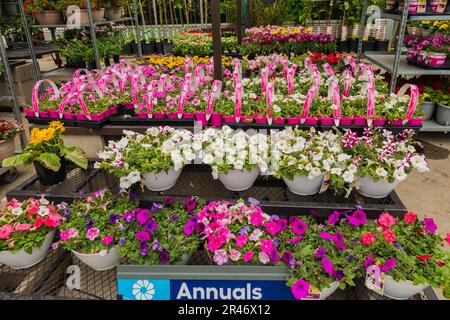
(421, 119), (450, 133)
(408, 14), (450, 21)
(6, 163), (408, 219)
(363, 52), (450, 76)
(29, 17), (133, 29)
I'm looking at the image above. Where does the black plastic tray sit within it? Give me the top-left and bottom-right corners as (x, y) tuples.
(6, 163), (408, 219)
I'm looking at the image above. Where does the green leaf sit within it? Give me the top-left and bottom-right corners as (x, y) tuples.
(2, 153), (33, 167)
(64, 148), (88, 169)
(38, 153), (61, 171)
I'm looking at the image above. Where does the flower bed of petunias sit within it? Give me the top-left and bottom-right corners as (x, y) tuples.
(0, 198), (64, 253)
(240, 26), (337, 57)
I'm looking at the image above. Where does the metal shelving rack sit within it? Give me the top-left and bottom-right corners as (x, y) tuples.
(17, 0), (142, 80)
(357, 1), (450, 133)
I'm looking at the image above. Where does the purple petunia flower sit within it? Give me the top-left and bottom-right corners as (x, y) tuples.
(123, 211), (136, 223)
(109, 214), (119, 224)
(151, 203), (163, 211)
(315, 247), (326, 259)
(144, 220), (158, 234)
(85, 219), (94, 230)
(238, 226), (250, 235)
(248, 197), (260, 206)
(393, 243), (403, 250)
(152, 238), (160, 251)
(276, 219), (288, 232)
(334, 270), (344, 281)
(160, 249), (170, 264)
(282, 250), (294, 265)
(364, 255), (375, 269)
(164, 196), (174, 205)
(140, 242), (149, 256)
(120, 237), (126, 245)
(195, 222), (205, 234)
(169, 214), (179, 221)
(381, 258), (397, 272)
(269, 249), (279, 264)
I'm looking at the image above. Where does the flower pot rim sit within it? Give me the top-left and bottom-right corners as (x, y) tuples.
(71, 247), (116, 257)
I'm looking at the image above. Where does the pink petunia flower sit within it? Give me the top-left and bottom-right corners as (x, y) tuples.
(15, 223), (32, 231)
(86, 227), (100, 241)
(229, 249), (241, 262)
(213, 249), (228, 265)
(243, 251), (254, 262)
(259, 252), (270, 264)
(377, 213), (396, 229)
(0, 225), (14, 239)
(102, 235), (114, 246)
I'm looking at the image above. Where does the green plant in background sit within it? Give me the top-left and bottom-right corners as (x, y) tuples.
(249, 0), (292, 26)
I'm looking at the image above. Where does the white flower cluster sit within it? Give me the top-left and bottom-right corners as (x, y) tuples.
(270, 127), (356, 182)
(198, 126), (269, 178)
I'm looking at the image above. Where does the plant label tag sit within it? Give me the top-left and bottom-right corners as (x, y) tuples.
(304, 287), (321, 300)
(365, 265), (385, 296)
(319, 173), (331, 193)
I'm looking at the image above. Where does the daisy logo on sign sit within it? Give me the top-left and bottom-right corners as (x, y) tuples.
(132, 280), (155, 300)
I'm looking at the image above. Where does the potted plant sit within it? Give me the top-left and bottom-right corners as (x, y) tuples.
(2, 122), (88, 186)
(199, 126), (267, 191)
(103, 0), (124, 21)
(24, 0), (65, 25)
(142, 28), (155, 55)
(118, 197), (203, 265)
(1, 1), (18, 16)
(95, 127), (194, 191)
(197, 199), (280, 266)
(420, 86), (437, 120)
(61, 0), (104, 24)
(362, 212), (450, 299)
(435, 90), (450, 126)
(280, 212), (368, 300)
(342, 128), (429, 198)
(58, 190), (138, 271)
(0, 118), (22, 164)
(272, 127), (350, 195)
(0, 197), (64, 269)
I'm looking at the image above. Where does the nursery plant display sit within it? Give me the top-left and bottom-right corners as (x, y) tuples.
(240, 26), (337, 57)
(95, 127), (194, 191)
(172, 30), (238, 57)
(0, 197), (64, 269)
(58, 190), (138, 270)
(118, 197), (203, 265)
(2, 122), (88, 186)
(405, 35), (450, 69)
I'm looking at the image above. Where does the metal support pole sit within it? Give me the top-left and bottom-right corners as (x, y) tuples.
(18, 0), (41, 81)
(133, 0), (143, 58)
(236, 0), (243, 45)
(0, 31), (27, 148)
(200, 0), (204, 28)
(390, 0), (409, 94)
(86, 0), (101, 69)
(357, 0), (368, 62)
(211, 0), (222, 81)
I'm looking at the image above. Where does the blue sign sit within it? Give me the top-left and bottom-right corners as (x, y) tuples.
(118, 279), (294, 300)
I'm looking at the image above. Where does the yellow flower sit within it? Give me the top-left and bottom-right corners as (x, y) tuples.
(421, 20), (431, 25)
(30, 127), (55, 145)
(49, 121), (65, 133)
(440, 24), (448, 30)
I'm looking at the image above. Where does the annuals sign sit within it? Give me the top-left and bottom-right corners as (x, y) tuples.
(117, 279), (294, 300)
(117, 265), (294, 300)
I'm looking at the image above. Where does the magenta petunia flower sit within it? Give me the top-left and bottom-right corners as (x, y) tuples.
(321, 256), (335, 276)
(381, 258), (397, 272)
(281, 250), (294, 265)
(315, 247), (326, 259)
(291, 219), (307, 235)
(261, 239), (274, 254)
(348, 209), (367, 227)
(291, 279), (310, 300)
(327, 211), (341, 225)
(423, 218), (437, 234)
(86, 227), (99, 241)
(135, 231), (150, 242)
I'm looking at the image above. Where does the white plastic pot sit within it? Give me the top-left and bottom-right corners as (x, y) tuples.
(383, 275), (428, 300)
(218, 168), (260, 191)
(319, 281), (340, 300)
(72, 247), (120, 271)
(0, 231), (54, 269)
(357, 176), (400, 198)
(143, 168), (181, 191)
(283, 174), (325, 196)
(174, 254), (191, 265)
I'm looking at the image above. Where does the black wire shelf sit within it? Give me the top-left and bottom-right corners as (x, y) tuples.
(0, 249), (437, 300)
(6, 163), (407, 219)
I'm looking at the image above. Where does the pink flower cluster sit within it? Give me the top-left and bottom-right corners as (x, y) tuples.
(0, 198), (63, 241)
(198, 200), (285, 266)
